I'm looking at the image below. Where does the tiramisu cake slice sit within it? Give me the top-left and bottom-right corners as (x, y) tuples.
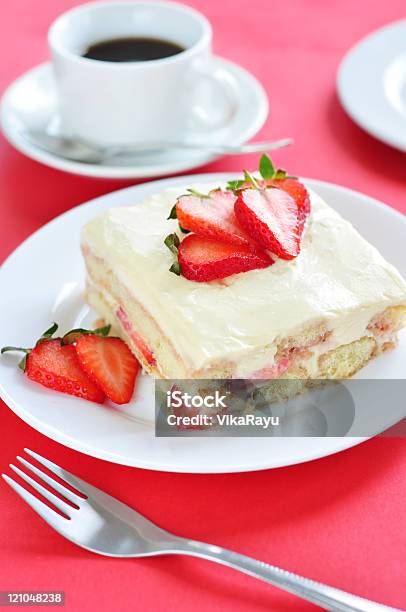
(81, 157), (406, 380)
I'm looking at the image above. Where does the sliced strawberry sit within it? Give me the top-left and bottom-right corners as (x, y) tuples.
(176, 190), (256, 248)
(178, 234), (273, 282)
(241, 178), (310, 226)
(271, 178), (310, 217)
(268, 178), (310, 230)
(26, 339), (105, 404)
(76, 335), (140, 405)
(234, 187), (301, 259)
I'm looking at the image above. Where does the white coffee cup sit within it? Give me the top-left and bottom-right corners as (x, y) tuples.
(48, 1), (238, 147)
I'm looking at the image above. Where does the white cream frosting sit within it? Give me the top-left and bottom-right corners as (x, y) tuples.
(81, 184), (406, 374)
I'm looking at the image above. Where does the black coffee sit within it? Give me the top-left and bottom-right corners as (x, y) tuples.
(83, 37), (184, 62)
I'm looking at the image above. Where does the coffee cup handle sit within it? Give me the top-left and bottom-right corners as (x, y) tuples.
(185, 59), (239, 132)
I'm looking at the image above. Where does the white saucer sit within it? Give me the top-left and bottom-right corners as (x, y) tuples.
(337, 19), (406, 152)
(0, 59), (268, 179)
(0, 174), (405, 473)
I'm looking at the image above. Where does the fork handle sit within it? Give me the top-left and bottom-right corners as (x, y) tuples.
(171, 539), (400, 612)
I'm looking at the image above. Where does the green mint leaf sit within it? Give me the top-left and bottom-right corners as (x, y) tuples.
(164, 233), (180, 255)
(179, 225), (191, 234)
(169, 261), (181, 276)
(243, 170), (260, 190)
(167, 203), (178, 220)
(259, 154), (275, 179)
(226, 179), (245, 192)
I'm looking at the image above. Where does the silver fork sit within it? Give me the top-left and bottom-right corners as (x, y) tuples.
(2, 450), (401, 612)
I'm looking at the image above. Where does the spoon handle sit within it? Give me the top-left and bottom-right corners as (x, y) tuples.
(105, 137), (293, 156)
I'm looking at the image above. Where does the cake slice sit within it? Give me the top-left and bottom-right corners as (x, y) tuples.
(81, 182), (406, 380)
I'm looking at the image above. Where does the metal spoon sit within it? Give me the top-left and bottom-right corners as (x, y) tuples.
(22, 130), (293, 164)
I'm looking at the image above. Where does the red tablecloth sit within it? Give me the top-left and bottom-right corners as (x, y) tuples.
(1, 1), (406, 610)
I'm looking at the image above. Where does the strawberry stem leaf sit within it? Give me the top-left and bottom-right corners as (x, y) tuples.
(167, 204), (178, 220)
(1, 346), (31, 372)
(37, 322), (58, 345)
(165, 234), (182, 276)
(274, 169), (287, 179)
(167, 202), (190, 234)
(243, 170), (260, 190)
(1, 346), (30, 354)
(94, 324), (111, 336)
(164, 233), (180, 254)
(259, 154), (275, 180)
(187, 188), (209, 199)
(18, 354), (28, 371)
(226, 179), (245, 192)
(169, 261), (181, 276)
(61, 324), (111, 345)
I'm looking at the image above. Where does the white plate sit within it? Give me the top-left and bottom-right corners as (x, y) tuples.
(0, 175), (405, 472)
(337, 19), (406, 152)
(0, 59), (268, 179)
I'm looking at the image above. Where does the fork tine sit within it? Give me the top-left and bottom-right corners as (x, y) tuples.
(2, 474), (69, 528)
(16, 456), (83, 506)
(24, 449), (88, 497)
(22, 450), (158, 527)
(9, 464), (74, 517)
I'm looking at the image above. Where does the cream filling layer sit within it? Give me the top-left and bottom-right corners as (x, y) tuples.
(81, 183), (406, 374)
(86, 274), (397, 379)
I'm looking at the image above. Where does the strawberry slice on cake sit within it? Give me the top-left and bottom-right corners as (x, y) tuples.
(176, 234), (272, 282)
(174, 188), (256, 249)
(234, 176), (302, 259)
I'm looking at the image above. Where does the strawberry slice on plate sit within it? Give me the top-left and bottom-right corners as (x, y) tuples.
(25, 339), (105, 403)
(1, 324), (106, 403)
(234, 186), (301, 260)
(76, 335), (140, 405)
(175, 189), (256, 249)
(177, 234), (273, 282)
